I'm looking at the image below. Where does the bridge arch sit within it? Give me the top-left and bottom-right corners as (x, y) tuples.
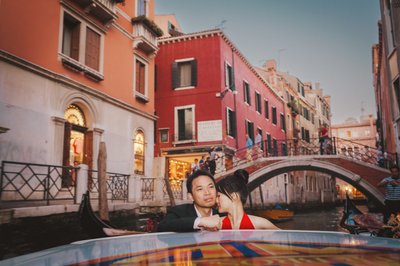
(247, 158), (386, 207)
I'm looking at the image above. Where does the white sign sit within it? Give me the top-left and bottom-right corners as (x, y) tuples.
(197, 120), (222, 142)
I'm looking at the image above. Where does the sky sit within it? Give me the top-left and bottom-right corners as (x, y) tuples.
(155, 0), (381, 124)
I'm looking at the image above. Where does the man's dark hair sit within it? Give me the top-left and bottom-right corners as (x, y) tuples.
(186, 170), (215, 193)
(390, 165), (399, 171)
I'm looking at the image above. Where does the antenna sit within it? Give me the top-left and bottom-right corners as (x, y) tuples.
(215, 20), (227, 29)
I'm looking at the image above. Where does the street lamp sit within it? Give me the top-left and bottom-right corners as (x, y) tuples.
(216, 88), (237, 98)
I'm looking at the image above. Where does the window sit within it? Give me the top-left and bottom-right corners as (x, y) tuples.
(394, 78), (400, 113)
(272, 107), (277, 125)
(282, 143), (287, 156)
(246, 120), (254, 141)
(264, 100), (269, 119)
(175, 105), (195, 141)
(266, 133), (272, 154)
(243, 81), (251, 105)
(159, 129), (169, 143)
(305, 129), (310, 143)
(136, 0), (148, 16)
(61, 11), (103, 77)
(135, 56), (148, 100)
(272, 138), (278, 156)
(226, 108), (236, 137)
(280, 113), (286, 131)
(134, 130), (145, 175)
(172, 59), (197, 89)
(225, 62), (234, 90)
(255, 92), (262, 113)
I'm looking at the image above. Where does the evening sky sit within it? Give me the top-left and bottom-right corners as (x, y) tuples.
(155, 0), (380, 124)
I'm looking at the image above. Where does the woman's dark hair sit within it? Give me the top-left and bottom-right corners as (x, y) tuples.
(186, 170), (215, 193)
(216, 169), (249, 204)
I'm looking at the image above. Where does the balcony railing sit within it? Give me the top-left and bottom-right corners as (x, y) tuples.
(73, 0), (118, 24)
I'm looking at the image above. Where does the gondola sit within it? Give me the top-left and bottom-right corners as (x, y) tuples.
(339, 194), (393, 237)
(78, 191), (117, 238)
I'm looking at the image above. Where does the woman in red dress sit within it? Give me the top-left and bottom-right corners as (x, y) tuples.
(216, 169), (279, 230)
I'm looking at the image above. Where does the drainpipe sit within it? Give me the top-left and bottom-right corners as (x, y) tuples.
(231, 48), (239, 149)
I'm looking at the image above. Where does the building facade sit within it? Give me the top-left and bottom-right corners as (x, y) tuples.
(154, 28), (286, 186)
(373, 0), (400, 158)
(0, 0), (161, 203)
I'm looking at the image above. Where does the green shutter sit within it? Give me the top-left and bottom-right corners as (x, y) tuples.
(172, 62), (179, 89)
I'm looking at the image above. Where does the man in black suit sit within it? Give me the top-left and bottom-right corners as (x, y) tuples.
(157, 170), (220, 232)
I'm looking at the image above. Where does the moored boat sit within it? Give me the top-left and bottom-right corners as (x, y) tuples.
(78, 191), (116, 238)
(253, 207), (294, 222)
(339, 194), (394, 237)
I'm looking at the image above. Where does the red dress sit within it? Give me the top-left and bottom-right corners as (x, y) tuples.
(221, 213), (255, 229)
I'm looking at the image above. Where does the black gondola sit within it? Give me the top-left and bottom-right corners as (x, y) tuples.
(339, 194), (393, 237)
(339, 194), (368, 235)
(78, 191), (116, 238)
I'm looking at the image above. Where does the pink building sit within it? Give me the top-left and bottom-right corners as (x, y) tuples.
(154, 28), (286, 180)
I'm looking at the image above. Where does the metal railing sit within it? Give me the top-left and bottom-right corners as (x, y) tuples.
(88, 170), (129, 201)
(0, 161), (76, 204)
(163, 181), (183, 200)
(227, 137), (397, 171)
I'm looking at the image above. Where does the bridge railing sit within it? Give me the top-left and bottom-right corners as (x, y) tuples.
(228, 137), (397, 172)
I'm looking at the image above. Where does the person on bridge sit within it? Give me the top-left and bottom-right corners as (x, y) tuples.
(157, 170), (220, 232)
(216, 169), (279, 230)
(378, 165), (400, 222)
(246, 134), (254, 161)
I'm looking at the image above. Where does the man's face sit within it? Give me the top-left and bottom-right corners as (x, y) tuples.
(189, 175), (216, 208)
(390, 168), (399, 179)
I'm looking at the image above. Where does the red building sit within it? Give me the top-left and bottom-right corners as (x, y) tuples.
(154, 29), (286, 180)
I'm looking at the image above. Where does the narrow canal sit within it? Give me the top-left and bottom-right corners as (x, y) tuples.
(278, 205), (369, 232)
(1, 205), (370, 260)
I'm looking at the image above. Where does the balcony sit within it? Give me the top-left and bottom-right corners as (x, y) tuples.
(131, 16), (163, 55)
(73, 0), (119, 24)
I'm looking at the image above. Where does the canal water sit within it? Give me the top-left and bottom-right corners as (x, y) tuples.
(1, 205), (370, 260)
(277, 205), (369, 232)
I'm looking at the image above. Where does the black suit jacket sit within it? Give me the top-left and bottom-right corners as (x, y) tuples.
(157, 203), (218, 232)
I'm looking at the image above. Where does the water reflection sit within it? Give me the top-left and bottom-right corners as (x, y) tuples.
(277, 205), (369, 232)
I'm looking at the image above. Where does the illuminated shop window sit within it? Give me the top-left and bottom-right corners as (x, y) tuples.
(134, 131), (145, 175)
(64, 104), (86, 165)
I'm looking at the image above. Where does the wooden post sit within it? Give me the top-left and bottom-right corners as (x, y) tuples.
(164, 176), (175, 206)
(98, 141), (109, 221)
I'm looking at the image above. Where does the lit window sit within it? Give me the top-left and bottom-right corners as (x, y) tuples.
(134, 131), (145, 175)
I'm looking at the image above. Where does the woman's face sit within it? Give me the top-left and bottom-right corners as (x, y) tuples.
(216, 192), (232, 213)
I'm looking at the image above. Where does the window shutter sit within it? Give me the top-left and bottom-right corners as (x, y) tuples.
(71, 24), (80, 61)
(85, 28), (100, 71)
(172, 62), (179, 89)
(229, 66), (234, 90)
(191, 59), (197, 86)
(178, 109), (185, 140)
(232, 111), (237, 138)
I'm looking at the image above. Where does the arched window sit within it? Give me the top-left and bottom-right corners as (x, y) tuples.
(134, 130), (145, 175)
(64, 104), (87, 165)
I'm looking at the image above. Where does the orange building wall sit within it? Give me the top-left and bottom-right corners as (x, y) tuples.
(0, 0), (155, 114)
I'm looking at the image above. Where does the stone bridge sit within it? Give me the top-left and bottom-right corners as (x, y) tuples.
(219, 155), (390, 208)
